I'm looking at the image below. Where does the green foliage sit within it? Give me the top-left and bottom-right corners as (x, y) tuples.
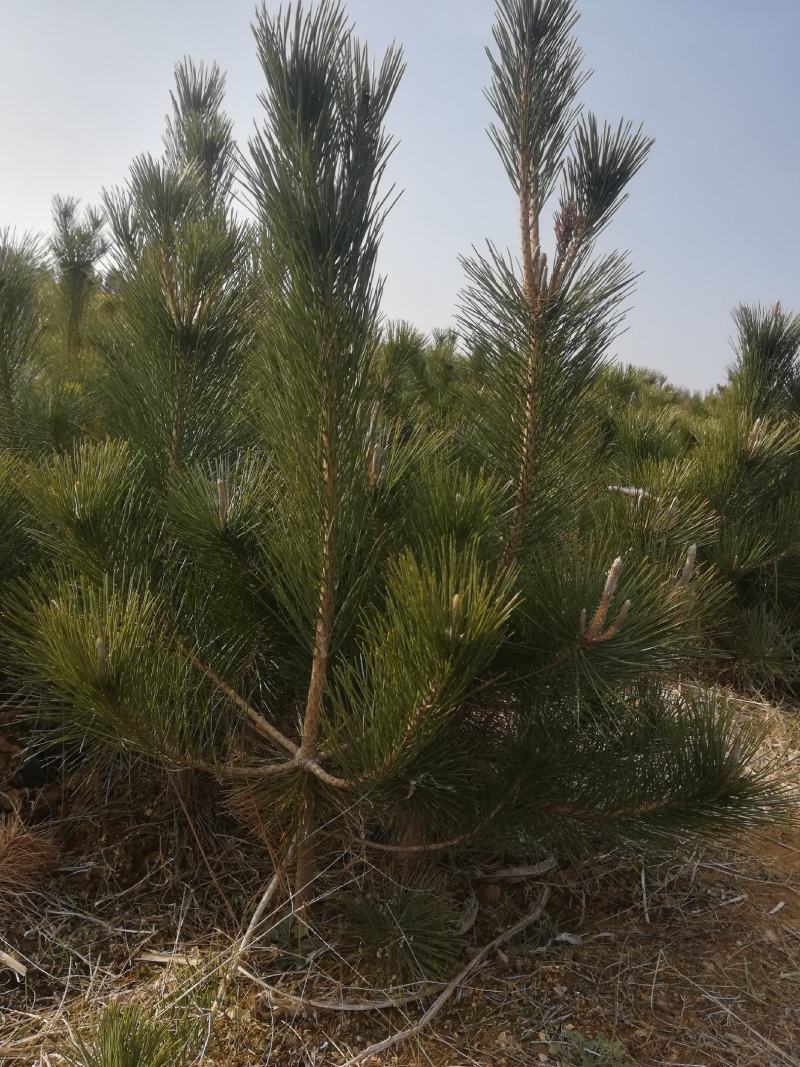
(49, 195), (108, 367)
(0, 451), (38, 586)
(22, 440), (158, 580)
(66, 1004), (190, 1067)
(509, 686), (790, 848)
(5, 574), (225, 761)
(400, 456), (510, 557)
(486, 0), (585, 203)
(729, 604), (800, 693)
(728, 302), (800, 418)
(509, 540), (721, 696)
(681, 325), (800, 688)
(460, 0), (653, 555)
(586, 301), (800, 694)
(164, 58), (237, 212)
(245, 0), (405, 676)
(337, 871), (462, 983)
(559, 1031), (635, 1067)
(163, 453), (285, 680)
(330, 539), (518, 801)
(0, 230), (46, 449)
(376, 322), (472, 430)
(101, 60), (254, 482)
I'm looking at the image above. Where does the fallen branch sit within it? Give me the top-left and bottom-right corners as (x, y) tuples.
(139, 949), (203, 966)
(246, 971), (443, 1014)
(0, 946), (27, 978)
(234, 848), (293, 969)
(473, 858), (556, 882)
(339, 886), (551, 1067)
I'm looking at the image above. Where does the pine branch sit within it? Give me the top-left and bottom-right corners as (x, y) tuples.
(184, 648), (295, 755)
(358, 796), (508, 854)
(185, 649), (352, 789)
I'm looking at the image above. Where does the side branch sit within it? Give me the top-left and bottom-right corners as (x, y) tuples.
(359, 796), (507, 854)
(186, 649), (297, 756)
(547, 796), (685, 821)
(185, 649), (352, 790)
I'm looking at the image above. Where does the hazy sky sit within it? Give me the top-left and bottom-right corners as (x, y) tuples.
(2, 1), (798, 390)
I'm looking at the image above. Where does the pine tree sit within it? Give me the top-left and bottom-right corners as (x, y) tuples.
(728, 302), (800, 419)
(600, 303), (800, 692)
(243, 0), (406, 903)
(49, 196), (108, 369)
(0, 230), (45, 448)
(684, 305), (800, 691)
(163, 57), (238, 215)
(0, 0), (792, 964)
(100, 57), (252, 482)
(0, 228), (95, 455)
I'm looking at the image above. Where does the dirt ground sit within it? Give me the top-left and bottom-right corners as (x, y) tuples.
(2, 697), (799, 1067)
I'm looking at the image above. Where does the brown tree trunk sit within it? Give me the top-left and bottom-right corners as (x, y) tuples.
(295, 309), (337, 917)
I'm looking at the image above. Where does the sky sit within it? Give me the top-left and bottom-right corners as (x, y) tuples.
(1, 0), (798, 391)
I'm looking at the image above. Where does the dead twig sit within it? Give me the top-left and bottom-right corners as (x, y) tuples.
(245, 969), (444, 1014)
(360, 796), (508, 854)
(0, 947), (27, 978)
(473, 858), (556, 882)
(168, 772), (238, 928)
(214, 839), (297, 1010)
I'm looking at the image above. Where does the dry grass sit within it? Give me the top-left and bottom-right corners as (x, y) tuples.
(1, 693), (799, 1066)
(0, 819), (58, 913)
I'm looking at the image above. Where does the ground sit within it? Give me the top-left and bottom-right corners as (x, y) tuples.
(1, 695), (799, 1067)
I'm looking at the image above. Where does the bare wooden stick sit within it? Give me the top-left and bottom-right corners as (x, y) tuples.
(473, 858), (556, 882)
(0, 947), (27, 978)
(246, 972), (443, 1014)
(233, 843), (295, 970)
(214, 840), (296, 1010)
(338, 887), (551, 1067)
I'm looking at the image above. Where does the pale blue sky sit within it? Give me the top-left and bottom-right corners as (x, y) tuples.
(2, 1), (798, 390)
